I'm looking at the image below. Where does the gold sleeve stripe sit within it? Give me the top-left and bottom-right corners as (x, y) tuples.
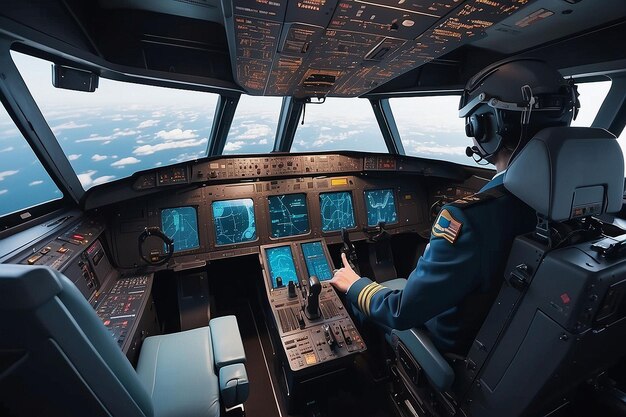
(358, 283), (380, 312)
(364, 285), (386, 316)
(358, 283), (377, 312)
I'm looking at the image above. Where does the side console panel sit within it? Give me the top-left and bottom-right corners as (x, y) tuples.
(2, 215), (159, 364)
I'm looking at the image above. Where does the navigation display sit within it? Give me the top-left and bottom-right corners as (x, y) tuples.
(161, 207), (200, 253)
(266, 246), (298, 288)
(301, 241), (333, 281)
(268, 193), (310, 238)
(365, 189), (398, 227)
(319, 191), (356, 232)
(212, 198), (257, 246)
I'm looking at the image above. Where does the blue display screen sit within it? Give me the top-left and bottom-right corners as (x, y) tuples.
(268, 194), (310, 238)
(212, 198), (256, 246)
(365, 189), (398, 226)
(301, 241), (333, 281)
(319, 191), (355, 232)
(266, 246), (298, 288)
(161, 206), (200, 253)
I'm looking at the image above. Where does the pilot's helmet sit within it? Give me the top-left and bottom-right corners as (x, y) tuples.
(459, 58), (579, 162)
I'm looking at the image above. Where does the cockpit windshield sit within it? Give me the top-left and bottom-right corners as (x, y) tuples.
(12, 51), (219, 190)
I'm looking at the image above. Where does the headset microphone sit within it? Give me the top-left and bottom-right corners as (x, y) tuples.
(466, 146), (483, 161)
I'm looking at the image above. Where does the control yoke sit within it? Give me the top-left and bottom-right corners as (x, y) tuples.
(305, 276), (321, 319)
(340, 228), (359, 273)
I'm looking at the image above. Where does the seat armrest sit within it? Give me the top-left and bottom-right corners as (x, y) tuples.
(391, 328), (454, 391)
(210, 315), (246, 368)
(219, 364), (249, 409)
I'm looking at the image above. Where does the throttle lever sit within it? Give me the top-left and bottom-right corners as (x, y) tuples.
(340, 228), (359, 274)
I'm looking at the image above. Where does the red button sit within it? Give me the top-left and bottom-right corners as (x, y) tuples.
(560, 293), (571, 304)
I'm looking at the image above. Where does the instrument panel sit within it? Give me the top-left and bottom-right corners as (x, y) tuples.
(111, 174), (429, 268)
(101, 152), (490, 268)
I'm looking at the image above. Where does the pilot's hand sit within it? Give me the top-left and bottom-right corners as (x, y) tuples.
(330, 252), (361, 293)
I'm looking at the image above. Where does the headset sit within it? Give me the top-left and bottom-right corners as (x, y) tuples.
(459, 58), (580, 162)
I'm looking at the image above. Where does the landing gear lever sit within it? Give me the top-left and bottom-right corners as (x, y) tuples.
(340, 228), (359, 274)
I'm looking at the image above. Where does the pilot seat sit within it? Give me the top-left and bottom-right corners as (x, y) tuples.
(388, 127), (626, 417)
(0, 265), (249, 417)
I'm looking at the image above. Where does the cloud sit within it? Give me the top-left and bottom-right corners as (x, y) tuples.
(0, 170), (19, 181)
(76, 135), (113, 143)
(404, 141), (467, 156)
(91, 154), (108, 162)
(51, 121), (91, 134)
(133, 138), (208, 155)
(169, 151), (205, 163)
(77, 171), (116, 188)
(311, 130), (362, 147)
(67, 154), (82, 161)
(111, 157), (141, 167)
(29, 180), (44, 186)
(75, 128), (139, 143)
(0, 189), (7, 195)
(224, 141), (245, 152)
(155, 128), (198, 140)
(137, 119), (160, 129)
(112, 128), (140, 137)
(235, 124), (272, 140)
(0, 146), (14, 153)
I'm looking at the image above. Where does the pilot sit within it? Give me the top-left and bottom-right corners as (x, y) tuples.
(330, 58), (580, 353)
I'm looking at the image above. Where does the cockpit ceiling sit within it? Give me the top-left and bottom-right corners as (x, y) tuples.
(225, 0), (535, 97)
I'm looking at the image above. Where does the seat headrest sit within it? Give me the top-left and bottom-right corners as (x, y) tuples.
(504, 127), (624, 222)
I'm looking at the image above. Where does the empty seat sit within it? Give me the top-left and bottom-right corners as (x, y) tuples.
(0, 264), (249, 417)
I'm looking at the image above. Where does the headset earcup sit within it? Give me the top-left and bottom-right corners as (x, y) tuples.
(465, 118), (474, 137)
(466, 114), (485, 140)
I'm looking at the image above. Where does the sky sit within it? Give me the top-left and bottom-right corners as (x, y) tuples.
(0, 51), (622, 217)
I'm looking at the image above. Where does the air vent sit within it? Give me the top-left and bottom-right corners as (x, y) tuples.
(365, 38), (400, 62)
(303, 73), (336, 88)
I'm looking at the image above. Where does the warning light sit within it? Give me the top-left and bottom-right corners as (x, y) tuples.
(560, 293), (571, 304)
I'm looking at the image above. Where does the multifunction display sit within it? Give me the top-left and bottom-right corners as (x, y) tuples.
(266, 245), (299, 288)
(161, 207), (200, 252)
(301, 241), (333, 281)
(319, 191), (355, 232)
(212, 198), (257, 246)
(365, 189), (398, 227)
(268, 193), (310, 238)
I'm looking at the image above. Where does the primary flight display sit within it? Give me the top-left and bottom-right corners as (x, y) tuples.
(319, 191), (356, 232)
(268, 193), (310, 238)
(161, 206), (200, 252)
(212, 198), (257, 245)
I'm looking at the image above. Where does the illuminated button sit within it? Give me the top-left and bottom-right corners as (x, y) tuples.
(27, 254), (43, 265)
(57, 247), (69, 254)
(40, 247), (51, 255)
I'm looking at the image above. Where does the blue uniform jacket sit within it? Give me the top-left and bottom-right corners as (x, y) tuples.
(346, 173), (536, 353)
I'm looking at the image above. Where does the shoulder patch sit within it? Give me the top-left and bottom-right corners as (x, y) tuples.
(432, 209), (463, 244)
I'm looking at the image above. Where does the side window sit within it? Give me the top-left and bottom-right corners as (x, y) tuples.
(0, 105), (63, 217)
(389, 96), (470, 166)
(571, 81), (612, 127)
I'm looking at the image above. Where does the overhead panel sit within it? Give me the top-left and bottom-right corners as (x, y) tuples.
(224, 0), (537, 97)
